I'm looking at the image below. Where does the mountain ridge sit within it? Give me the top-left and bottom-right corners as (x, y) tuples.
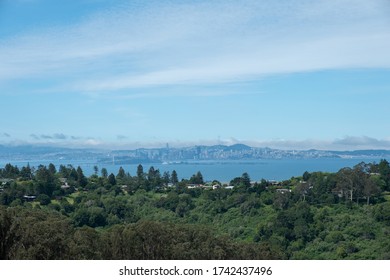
(1, 144), (390, 163)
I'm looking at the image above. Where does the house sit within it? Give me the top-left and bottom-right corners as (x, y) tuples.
(186, 184), (202, 189)
(59, 178), (67, 183)
(268, 180), (281, 186)
(23, 195), (36, 202)
(276, 188), (291, 194)
(0, 178), (14, 186)
(61, 182), (71, 189)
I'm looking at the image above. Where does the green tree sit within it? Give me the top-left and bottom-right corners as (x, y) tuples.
(171, 170), (179, 185)
(378, 159), (390, 190)
(162, 171), (170, 185)
(335, 168), (352, 201)
(101, 168), (108, 179)
(116, 167), (126, 180)
(363, 176), (381, 205)
(241, 172), (251, 189)
(2, 163), (20, 178)
(302, 171), (311, 182)
(189, 171), (204, 185)
(0, 206), (14, 259)
(108, 173), (117, 186)
(77, 166), (88, 187)
(147, 167), (161, 189)
(70, 227), (102, 259)
(37, 194), (51, 205)
(48, 163), (57, 175)
(137, 164), (144, 179)
(34, 165), (57, 197)
(20, 164), (33, 180)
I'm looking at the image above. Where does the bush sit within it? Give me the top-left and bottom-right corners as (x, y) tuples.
(37, 194), (51, 205)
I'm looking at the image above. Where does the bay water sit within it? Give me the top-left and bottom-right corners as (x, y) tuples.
(1, 157), (388, 182)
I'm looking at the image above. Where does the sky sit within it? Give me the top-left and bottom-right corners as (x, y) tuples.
(0, 0), (390, 150)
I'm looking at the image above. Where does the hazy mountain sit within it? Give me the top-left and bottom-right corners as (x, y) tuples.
(1, 144), (390, 164)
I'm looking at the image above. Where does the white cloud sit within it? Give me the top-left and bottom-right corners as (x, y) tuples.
(189, 136), (390, 151)
(3, 133), (390, 151)
(332, 136), (390, 150)
(0, 0), (389, 95)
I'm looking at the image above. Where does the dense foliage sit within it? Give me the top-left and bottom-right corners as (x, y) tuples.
(1, 160), (390, 259)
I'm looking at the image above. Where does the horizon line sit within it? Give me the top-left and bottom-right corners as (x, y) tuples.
(1, 141), (390, 152)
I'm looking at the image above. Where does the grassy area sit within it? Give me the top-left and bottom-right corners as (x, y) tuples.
(66, 191), (82, 204)
(382, 191), (390, 201)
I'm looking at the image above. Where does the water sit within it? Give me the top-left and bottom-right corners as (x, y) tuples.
(1, 157), (388, 182)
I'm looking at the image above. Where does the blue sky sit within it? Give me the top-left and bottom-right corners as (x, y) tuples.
(1, 0), (390, 150)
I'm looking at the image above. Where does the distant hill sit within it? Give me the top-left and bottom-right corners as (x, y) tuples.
(1, 144), (390, 163)
(0, 145), (101, 161)
(224, 144), (252, 151)
(332, 150), (390, 157)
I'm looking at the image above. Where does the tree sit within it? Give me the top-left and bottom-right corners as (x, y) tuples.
(68, 167), (78, 181)
(93, 166), (99, 176)
(20, 164), (33, 180)
(308, 172), (337, 205)
(70, 227), (101, 259)
(101, 168), (108, 179)
(137, 164), (144, 179)
(116, 167), (126, 179)
(241, 172), (251, 189)
(72, 207), (107, 228)
(253, 179), (268, 194)
(136, 164), (148, 190)
(59, 165), (70, 178)
(48, 163), (57, 175)
(3, 208), (73, 259)
(171, 170), (179, 185)
(378, 159), (390, 191)
(37, 194), (51, 205)
(162, 171), (170, 185)
(189, 171), (204, 185)
(2, 163), (20, 178)
(302, 171), (311, 182)
(77, 166), (88, 187)
(35, 165), (57, 197)
(363, 176), (381, 205)
(334, 168), (355, 202)
(229, 173), (251, 191)
(229, 176), (242, 187)
(147, 167), (161, 189)
(273, 191), (291, 210)
(108, 173), (117, 186)
(0, 206), (16, 259)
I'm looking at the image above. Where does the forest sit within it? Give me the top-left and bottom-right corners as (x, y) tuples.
(1, 159), (390, 260)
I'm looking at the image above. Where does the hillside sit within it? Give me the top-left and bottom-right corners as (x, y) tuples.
(1, 159), (390, 259)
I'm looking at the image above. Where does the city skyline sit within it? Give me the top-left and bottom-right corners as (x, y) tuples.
(1, 0), (390, 151)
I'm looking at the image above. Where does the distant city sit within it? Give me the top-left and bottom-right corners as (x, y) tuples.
(1, 144), (390, 164)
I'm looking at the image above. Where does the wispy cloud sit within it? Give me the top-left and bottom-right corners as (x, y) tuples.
(180, 136), (390, 151)
(0, 0), (389, 96)
(117, 135), (128, 140)
(6, 133), (390, 151)
(241, 136), (390, 151)
(25, 133), (103, 148)
(333, 136), (390, 150)
(29, 134), (40, 140)
(1, 132), (11, 138)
